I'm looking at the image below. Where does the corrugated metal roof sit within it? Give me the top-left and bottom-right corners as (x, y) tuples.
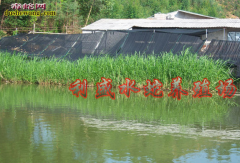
(82, 19), (240, 30)
(147, 10), (216, 19)
(176, 10), (216, 19)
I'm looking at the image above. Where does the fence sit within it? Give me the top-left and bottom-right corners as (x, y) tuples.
(0, 24), (82, 34)
(203, 39), (240, 77)
(2, 31), (240, 77)
(0, 31), (205, 61)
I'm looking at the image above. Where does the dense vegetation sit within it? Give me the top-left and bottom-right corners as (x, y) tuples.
(0, 0), (229, 35)
(0, 49), (232, 89)
(218, 0), (240, 18)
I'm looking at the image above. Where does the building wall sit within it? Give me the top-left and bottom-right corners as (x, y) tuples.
(82, 31), (95, 34)
(153, 11), (214, 20)
(201, 28), (240, 41)
(201, 29), (225, 41)
(83, 28), (240, 42)
(226, 28), (240, 41)
(174, 12), (213, 20)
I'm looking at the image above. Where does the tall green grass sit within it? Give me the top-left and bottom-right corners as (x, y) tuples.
(0, 49), (233, 89)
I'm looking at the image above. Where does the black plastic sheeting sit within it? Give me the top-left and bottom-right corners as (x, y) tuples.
(94, 31), (127, 56)
(171, 34), (204, 54)
(66, 32), (105, 60)
(42, 34), (80, 58)
(145, 33), (180, 54)
(0, 31), (204, 60)
(203, 39), (240, 77)
(3, 32), (240, 77)
(132, 28), (222, 37)
(118, 32), (153, 55)
(0, 34), (37, 53)
(144, 32), (203, 55)
(67, 31), (128, 60)
(19, 34), (58, 56)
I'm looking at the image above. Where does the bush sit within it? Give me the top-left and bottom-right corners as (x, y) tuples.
(0, 30), (7, 39)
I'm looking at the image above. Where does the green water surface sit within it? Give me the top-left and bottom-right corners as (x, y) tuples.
(0, 84), (240, 163)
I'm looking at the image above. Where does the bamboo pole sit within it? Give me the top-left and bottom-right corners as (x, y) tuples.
(33, 23), (35, 34)
(85, 2), (93, 27)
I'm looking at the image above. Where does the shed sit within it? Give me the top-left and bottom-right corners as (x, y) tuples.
(82, 10), (240, 42)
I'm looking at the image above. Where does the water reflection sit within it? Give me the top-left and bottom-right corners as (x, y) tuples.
(0, 84), (240, 162)
(174, 148), (240, 163)
(78, 117), (240, 140)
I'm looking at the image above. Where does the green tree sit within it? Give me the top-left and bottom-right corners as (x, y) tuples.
(181, 0), (190, 10)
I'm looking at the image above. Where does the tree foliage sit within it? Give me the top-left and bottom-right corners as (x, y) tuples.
(0, 0), (233, 34)
(218, 0), (240, 18)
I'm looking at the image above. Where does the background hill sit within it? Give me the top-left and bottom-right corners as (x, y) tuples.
(0, 0), (239, 35)
(217, 0), (240, 18)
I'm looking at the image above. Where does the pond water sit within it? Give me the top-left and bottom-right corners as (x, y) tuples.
(0, 84), (240, 163)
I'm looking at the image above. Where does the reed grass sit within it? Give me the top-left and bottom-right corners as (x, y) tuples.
(0, 49), (234, 89)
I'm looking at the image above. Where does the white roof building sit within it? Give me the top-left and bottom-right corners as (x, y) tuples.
(82, 10), (240, 41)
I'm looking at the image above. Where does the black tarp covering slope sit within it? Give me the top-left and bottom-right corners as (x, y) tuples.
(3, 33), (240, 77)
(41, 34), (80, 58)
(94, 31), (128, 56)
(66, 32), (104, 60)
(0, 34), (37, 53)
(0, 31), (204, 60)
(145, 33), (181, 54)
(204, 39), (240, 77)
(145, 32), (204, 55)
(19, 34), (58, 56)
(66, 31), (129, 60)
(171, 34), (204, 54)
(118, 32), (153, 55)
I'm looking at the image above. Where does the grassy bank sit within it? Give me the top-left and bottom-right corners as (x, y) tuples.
(0, 49), (234, 89)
